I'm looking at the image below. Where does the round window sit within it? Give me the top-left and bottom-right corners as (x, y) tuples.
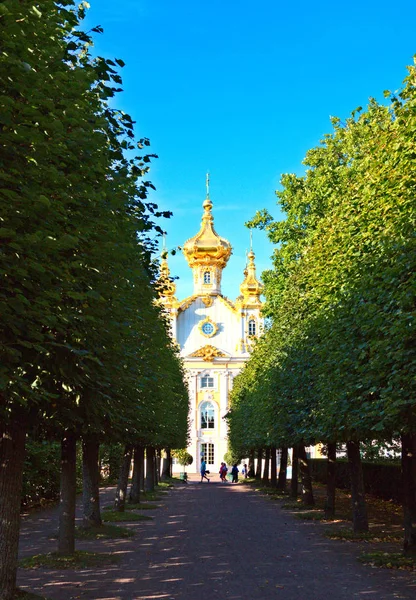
(202, 322), (214, 336)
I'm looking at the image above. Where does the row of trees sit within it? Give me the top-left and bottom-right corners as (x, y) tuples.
(228, 63), (416, 549)
(0, 3), (189, 599)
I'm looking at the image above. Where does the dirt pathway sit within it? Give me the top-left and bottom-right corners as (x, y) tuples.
(17, 476), (416, 599)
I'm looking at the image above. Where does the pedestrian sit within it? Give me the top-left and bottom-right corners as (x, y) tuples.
(243, 463), (248, 479)
(200, 459), (210, 482)
(231, 463), (239, 483)
(219, 462), (228, 482)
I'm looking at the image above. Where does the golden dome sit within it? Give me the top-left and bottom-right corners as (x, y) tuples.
(239, 249), (263, 305)
(183, 197), (232, 269)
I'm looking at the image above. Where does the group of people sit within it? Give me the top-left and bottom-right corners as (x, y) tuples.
(200, 460), (249, 483)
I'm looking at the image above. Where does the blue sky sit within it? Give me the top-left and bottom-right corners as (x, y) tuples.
(84, 1), (416, 299)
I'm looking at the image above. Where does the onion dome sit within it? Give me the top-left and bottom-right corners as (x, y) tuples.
(239, 249), (263, 306)
(183, 197), (232, 270)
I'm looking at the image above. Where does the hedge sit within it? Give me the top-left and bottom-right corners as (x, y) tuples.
(309, 458), (402, 503)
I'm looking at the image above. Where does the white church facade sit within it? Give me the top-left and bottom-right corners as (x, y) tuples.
(158, 186), (263, 474)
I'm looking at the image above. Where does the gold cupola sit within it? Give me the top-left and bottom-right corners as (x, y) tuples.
(239, 248), (263, 307)
(183, 175), (232, 295)
(156, 250), (177, 308)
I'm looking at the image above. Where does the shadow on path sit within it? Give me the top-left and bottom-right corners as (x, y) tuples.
(17, 476), (416, 599)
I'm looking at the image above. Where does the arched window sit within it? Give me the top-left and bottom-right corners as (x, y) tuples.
(248, 319), (256, 336)
(200, 401), (215, 429)
(203, 271), (211, 284)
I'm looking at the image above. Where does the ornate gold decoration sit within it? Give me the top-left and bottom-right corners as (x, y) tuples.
(198, 317), (218, 338)
(239, 249), (263, 307)
(183, 198), (232, 270)
(156, 253), (178, 308)
(189, 345), (227, 361)
(201, 296), (214, 308)
(178, 295), (197, 312)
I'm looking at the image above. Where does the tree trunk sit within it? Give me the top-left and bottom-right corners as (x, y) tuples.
(402, 433), (416, 553)
(277, 446), (288, 492)
(248, 450), (255, 477)
(0, 412), (27, 600)
(145, 446), (155, 492)
(114, 444), (133, 512)
(161, 448), (171, 480)
(325, 442), (337, 519)
(347, 440), (369, 533)
(255, 448), (262, 479)
(154, 449), (160, 485)
(290, 445), (299, 499)
(82, 434), (101, 528)
(129, 444), (144, 504)
(270, 447), (277, 487)
(298, 444), (314, 506)
(262, 447), (270, 484)
(58, 430), (77, 555)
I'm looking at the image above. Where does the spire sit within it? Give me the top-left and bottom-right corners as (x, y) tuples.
(183, 177), (232, 295)
(157, 240), (177, 305)
(239, 234), (263, 307)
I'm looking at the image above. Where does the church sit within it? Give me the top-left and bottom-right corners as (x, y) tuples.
(158, 182), (263, 474)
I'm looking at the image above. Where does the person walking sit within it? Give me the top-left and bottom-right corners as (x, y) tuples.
(200, 459), (210, 482)
(243, 463), (248, 479)
(231, 463), (239, 483)
(219, 462), (228, 482)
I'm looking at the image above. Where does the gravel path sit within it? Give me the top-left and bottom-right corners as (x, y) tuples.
(17, 476), (416, 599)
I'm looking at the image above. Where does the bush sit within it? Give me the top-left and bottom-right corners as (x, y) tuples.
(22, 439), (61, 507)
(309, 458), (402, 503)
(23, 438), (83, 509)
(172, 449), (193, 468)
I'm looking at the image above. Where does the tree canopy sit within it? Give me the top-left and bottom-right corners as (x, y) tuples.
(229, 64), (416, 457)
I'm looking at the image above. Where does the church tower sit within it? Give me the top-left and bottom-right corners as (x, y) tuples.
(158, 180), (263, 473)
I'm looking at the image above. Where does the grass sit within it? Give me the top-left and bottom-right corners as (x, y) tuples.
(75, 523), (134, 539)
(256, 486), (288, 498)
(19, 550), (120, 570)
(157, 481), (174, 489)
(359, 551), (416, 571)
(14, 591), (48, 600)
(102, 510), (153, 523)
(141, 491), (168, 501)
(125, 502), (160, 510)
(293, 511), (328, 521)
(325, 529), (402, 543)
(281, 500), (315, 511)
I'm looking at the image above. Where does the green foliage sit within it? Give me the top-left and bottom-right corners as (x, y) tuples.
(0, 4), (189, 591)
(0, 0), (189, 448)
(229, 59), (416, 461)
(224, 450), (240, 466)
(172, 449), (193, 467)
(22, 439), (61, 507)
(22, 437), (84, 508)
